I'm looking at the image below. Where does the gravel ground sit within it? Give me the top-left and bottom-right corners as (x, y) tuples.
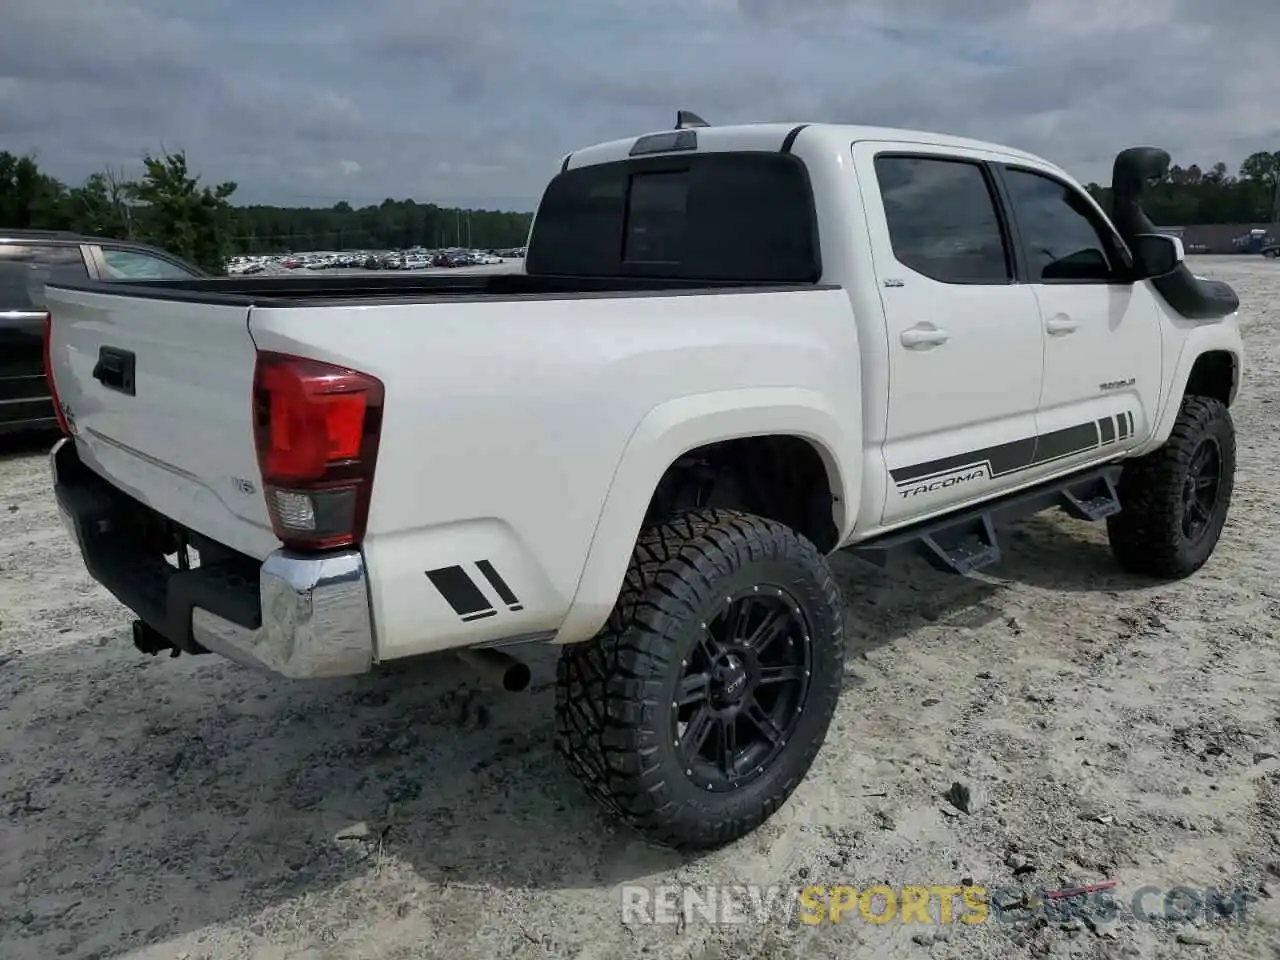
(1, 257), (1278, 960)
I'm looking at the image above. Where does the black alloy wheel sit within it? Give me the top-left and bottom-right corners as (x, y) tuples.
(1180, 436), (1223, 544)
(675, 588), (812, 793)
(555, 509), (846, 849)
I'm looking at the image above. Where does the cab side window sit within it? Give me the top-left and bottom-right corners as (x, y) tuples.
(98, 248), (200, 280)
(874, 155), (1012, 285)
(1001, 168), (1121, 283)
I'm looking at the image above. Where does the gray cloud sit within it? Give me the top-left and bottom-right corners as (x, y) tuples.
(0, 0), (207, 87)
(1, 0), (1276, 208)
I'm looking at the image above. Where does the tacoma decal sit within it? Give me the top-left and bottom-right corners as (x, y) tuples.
(890, 415), (1134, 494)
(899, 468), (987, 498)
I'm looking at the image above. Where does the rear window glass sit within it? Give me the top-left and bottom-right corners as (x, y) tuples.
(526, 152), (820, 282)
(0, 244), (89, 311)
(623, 171), (688, 264)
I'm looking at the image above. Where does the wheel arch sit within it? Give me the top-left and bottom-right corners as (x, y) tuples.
(1182, 349), (1239, 407)
(1136, 326), (1243, 457)
(553, 388), (859, 645)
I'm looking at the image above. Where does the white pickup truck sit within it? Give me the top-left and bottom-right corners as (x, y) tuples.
(44, 116), (1243, 850)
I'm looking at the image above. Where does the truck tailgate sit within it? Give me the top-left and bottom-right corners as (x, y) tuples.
(45, 286), (278, 560)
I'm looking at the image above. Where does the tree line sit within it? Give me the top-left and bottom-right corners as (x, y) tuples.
(3, 147), (1277, 275)
(1083, 151), (1280, 227)
(1, 149), (534, 275)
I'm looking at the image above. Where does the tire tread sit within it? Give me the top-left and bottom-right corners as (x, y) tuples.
(1107, 395), (1235, 578)
(554, 508), (843, 849)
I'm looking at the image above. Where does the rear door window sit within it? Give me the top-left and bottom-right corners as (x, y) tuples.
(0, 244), (89, 311)
(874, 155), (1012, 284)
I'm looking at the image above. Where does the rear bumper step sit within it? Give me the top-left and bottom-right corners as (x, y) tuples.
(50, 437), (375, 678)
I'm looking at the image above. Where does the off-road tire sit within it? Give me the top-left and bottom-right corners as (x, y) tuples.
(1107, 396), (1235, 578)
(554, 509), (844, 850)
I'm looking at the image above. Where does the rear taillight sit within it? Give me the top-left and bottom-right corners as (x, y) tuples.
(252, 351), (384, 551)
(41, 311), (71, 437)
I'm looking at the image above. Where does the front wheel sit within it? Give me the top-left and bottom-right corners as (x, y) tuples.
(555, 509), (845, 850)
(1107, 396), (1235, 578)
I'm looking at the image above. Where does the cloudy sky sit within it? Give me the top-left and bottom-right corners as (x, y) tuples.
(4, 0), (1277, 211)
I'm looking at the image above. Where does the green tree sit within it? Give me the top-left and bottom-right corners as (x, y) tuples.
(0, 151), (70, 229)
(126, 150), (237, 274)
(1239, 151), (1280, 220)
(66, 168), (135, 239)
(1, 149), (537, 257)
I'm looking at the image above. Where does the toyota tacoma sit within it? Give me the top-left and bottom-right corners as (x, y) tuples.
(43, 115), (1243, 849)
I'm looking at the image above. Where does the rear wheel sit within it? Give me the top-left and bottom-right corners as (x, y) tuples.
(554, 509), (845, 849)
(1107, 396), (1235, 578)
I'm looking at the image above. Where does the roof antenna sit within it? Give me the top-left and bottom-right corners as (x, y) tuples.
(676, 110), (710, 130)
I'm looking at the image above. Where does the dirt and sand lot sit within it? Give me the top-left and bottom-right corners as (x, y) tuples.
(1, 256), (1278, 960)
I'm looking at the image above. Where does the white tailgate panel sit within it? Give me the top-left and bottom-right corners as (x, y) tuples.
(47, 287), (279, 559)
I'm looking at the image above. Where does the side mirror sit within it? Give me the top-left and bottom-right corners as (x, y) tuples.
(1130, 233), (1183, 280)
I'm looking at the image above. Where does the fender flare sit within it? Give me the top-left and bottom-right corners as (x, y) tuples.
(1134, 323), (1243, 457)
(553, 387), (859, 644)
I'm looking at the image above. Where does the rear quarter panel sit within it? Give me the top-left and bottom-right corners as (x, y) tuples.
(249, 287), (861, 658)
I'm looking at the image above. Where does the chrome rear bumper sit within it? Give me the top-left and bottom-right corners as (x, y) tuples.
(51, 437), (376, 679)
(191, 550), (374, 678)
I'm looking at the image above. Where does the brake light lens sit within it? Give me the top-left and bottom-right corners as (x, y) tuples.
(252, 352), (384, 551)
(41, 311), (71, 437)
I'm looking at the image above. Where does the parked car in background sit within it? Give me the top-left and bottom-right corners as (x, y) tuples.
(0, 230), (204, 436)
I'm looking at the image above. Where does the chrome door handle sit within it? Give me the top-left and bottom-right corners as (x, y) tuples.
(900, 325), (951, 348)
(1046, 316), (1079, 336)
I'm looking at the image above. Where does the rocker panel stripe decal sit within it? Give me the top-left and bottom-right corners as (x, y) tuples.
(891, 413), (1130, 487)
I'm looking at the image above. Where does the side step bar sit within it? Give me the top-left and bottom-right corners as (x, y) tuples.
(849, 464), (1123, 576)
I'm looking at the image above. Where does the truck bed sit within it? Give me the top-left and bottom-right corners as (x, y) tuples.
(45, 266), (858, 663)
(48, 271), (824, 307)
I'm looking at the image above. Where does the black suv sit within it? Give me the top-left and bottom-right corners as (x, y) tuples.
(0, 230), (205, 436)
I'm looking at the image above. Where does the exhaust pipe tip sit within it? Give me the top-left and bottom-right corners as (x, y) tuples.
(456, 647), (531, 692)
(502, 660), (532, 693)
